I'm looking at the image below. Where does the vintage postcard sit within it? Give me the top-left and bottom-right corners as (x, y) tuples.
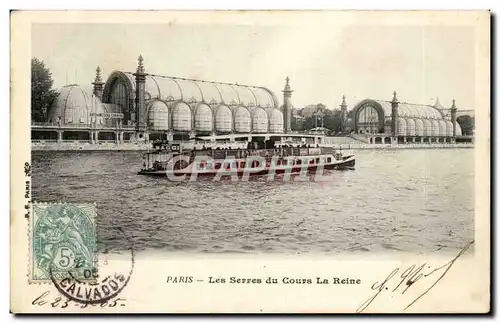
(10, 10), (490, 313)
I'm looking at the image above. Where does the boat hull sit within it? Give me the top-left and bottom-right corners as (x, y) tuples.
(138, 155), (355, 178)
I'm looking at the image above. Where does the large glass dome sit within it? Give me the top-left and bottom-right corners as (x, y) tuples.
(47, 85), (105, 125)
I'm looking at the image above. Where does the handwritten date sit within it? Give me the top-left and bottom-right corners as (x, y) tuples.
(32, 291), (126, 309)
(357, 240), (474, 313)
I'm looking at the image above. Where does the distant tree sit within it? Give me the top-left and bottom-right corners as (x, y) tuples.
(31, 58), (58, 122)
(456, 115), (474, 136)
(291, 104), (348, 133)
(296, 103), (342, 134)
(308, 103), (326, 130)
(291, 116), (303, 131)
(323, 109), (342, 133)
(302, 116), (315, 130)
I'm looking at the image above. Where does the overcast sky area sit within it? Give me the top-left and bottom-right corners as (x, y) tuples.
(32, 23), (475, 111)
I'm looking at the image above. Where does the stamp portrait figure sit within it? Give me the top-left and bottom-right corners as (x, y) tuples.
(31, 203), (97, 282)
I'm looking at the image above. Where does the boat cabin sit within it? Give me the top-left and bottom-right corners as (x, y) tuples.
(142, 137), (346, 173)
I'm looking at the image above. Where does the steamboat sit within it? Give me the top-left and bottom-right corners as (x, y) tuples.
(137, 136), (355, 179)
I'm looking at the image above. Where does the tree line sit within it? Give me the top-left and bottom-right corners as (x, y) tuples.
(291, 104), (353, 134)
(31, 57), (58, 122)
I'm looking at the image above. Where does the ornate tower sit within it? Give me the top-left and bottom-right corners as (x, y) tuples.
(434, 96), (443, 109)
(92, 66), (104, 100)
(282, 77), (293, 133)
(451, 99), (458, 137)
(391, 91), (399, 136)
(134, 55), (147, 131)
(340, 95), (348, 133)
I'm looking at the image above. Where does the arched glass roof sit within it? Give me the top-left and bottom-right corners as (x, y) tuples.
(374, 100), (444, 119)
(145, 75), (161, 98)
(195, 81), (223, 103)
(117, 71), (277, 108)
(150, 76), (182, 99)
(253, 88), (277, 108)
(234, 86), (257, 106)
(175, 78), (203, 102)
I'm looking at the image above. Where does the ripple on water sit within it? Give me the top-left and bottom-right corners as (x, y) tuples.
(31, 149), (475, 255)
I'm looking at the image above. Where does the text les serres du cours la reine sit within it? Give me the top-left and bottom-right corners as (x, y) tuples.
(166, 276), (362, 285)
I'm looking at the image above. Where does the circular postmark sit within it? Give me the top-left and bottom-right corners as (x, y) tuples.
(49, 247), (135, 305)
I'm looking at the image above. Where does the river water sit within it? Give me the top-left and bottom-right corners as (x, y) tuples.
(31, 149), (474, 255)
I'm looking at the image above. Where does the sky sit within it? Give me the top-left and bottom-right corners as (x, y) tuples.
(31, 22), (475, 111)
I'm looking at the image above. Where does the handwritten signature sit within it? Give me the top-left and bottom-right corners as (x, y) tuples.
(357, 240), (474, 313)
(32, 290), (126, 309)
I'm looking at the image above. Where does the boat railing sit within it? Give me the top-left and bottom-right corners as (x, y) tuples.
(142, 146), (350, 171)
(148, 146), (337, 159)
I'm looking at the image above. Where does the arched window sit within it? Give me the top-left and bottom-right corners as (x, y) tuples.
(172, 102), (192, 131)
(357, 104), (380, 133)
(234, 106), (251, 133)
(215, 105), (233, 132)
(194, 104), (213, 132)
(397, 118), (407, 136)
(108, 80), (130, 124)
(65, 106), (74, 124)
(251, 108), (268, 133)
(407, 119), (416, 136)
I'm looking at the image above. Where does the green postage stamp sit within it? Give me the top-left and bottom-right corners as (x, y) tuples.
(29, 202), (98, 283)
